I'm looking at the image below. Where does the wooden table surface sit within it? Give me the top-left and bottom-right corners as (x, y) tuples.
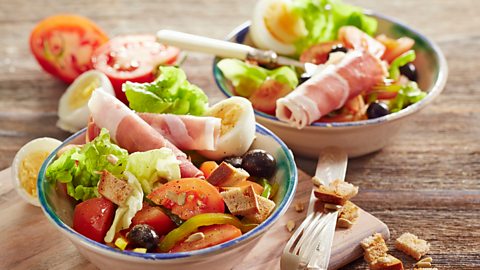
(0, 0), (479, 269)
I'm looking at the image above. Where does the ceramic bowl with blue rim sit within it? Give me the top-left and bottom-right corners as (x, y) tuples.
(213, 14), (448, 158)
(37, 124), (297, 270)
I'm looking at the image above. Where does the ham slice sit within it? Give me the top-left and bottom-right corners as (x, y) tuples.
(138, 113), (221, 151)
(276, 50), (385, 129)
(88, 90), (203, 178)
(339, 26), (386, 58)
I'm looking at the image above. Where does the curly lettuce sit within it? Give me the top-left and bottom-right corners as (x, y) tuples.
(124, 66), (209, 115)
(46, 128), (128, 201)
(291, 0), (378, 54)
(217, 59), (298, 97)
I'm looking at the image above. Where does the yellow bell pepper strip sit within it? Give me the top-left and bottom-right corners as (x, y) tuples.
(158, 213), (253, 252)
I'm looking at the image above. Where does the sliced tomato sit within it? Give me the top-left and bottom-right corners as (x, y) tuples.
(299, 41), (343, 64)
(131, 203), (176, 236)
(92, 35), (180, 104)
(249, 79), (292, 115)
(376, 34), (415, 63)
(169, 224), (242, 252)
(73, 197), (116, 243)
(147, 178), (225, 220)
(29, 14), (108, 83)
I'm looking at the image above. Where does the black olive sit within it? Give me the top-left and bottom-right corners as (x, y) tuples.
(299, 72), (311, 85)
(127, 224), (160, 251)
(241, 149), (276, 178)
(399, 62), (418, 82)
(330, 44), (348, 54)
(367, 102), (389, 119)
(223, 156), (243, 168)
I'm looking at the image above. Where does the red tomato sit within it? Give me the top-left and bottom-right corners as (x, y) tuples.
(170, 224), (242, 252)
(147, 178), (225, 220)
(249, 79), (292, 115)
(299, 41), (343, 64)
(92, 35), (180, 103)
(131, 203), (176, 236)
(29, 14), (109, 83)
(73, 197), (116, 243)
(376, 34), (415, 63)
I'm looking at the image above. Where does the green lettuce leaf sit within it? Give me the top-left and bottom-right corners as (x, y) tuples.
(126, 148), (181, 194)
(46, 128), (128, 201)
(389, 82), (427, 113)
(389, 50), (416, 81)
(217, 59), (298, 97)
(124, 66), (209, 115)
(292, 0), (378, 54)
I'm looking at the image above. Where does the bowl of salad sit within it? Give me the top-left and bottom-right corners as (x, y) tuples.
(213, 0), (448, 158)
(37, 70), (297, 270)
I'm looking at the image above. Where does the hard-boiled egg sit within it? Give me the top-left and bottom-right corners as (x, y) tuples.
(199, 97), (256, 160)
(250, 0), (307, 56)
(11, 137), (62, 207)
(57, 70), (114, 133)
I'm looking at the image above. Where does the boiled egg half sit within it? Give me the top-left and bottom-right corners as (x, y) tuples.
(11, 137), (62, 206)
(250, 0), (308, 55)
(57, 70), (114, 133)
(199, 97), (256, 160)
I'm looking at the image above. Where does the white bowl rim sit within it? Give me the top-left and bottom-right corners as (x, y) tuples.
(213, 11), (448, 129)
(37, 124), (297, 261)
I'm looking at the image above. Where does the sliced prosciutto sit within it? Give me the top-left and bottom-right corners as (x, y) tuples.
(338, 26), (386, 59)
(138, 113), (221, 151)
(276, 50), (385, 129)
(88, 90), (203, 178)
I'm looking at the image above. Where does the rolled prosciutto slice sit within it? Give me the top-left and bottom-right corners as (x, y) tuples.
(339, 26), (386, 58)
(139, 113), (221, 151)
(276, 50), (385, 129)
(88, 90), (203, 178)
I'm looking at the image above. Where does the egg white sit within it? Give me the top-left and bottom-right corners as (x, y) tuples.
(199, 97), (256, 160)
(57, 70), (114, 133)
(11, 137), (62, 207)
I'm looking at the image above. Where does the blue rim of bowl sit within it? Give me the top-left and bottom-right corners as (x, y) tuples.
(213, 12), (448, 128)
(37, 124), (297, 261)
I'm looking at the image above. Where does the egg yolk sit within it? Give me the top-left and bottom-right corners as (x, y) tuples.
(18, 151), (50, 198)
(211, 105), (242, 136)
(69, 77), (100, 109)
(264, 1), (307, 44)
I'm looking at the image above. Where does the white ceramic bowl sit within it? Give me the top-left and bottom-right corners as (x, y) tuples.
(213, 14), (448, 158)
(37, 125), (297, 270)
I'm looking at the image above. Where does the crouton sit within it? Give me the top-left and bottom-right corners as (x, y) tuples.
(370, 254), (404, 270)
(337, 201), (359, 228)
(220, 185), (258, 216)
(207, 162), (249, 187)
(361, 233), (389, 263)
(243, 195), (276, 224)
(98, 170), (132, 206)
(395, 232), (430, 260)
(314, 179), (358, 205)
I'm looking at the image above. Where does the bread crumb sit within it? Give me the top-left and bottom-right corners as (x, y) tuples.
(286, 220), (295, 232)
(185, 232), (205, 243)
(294, 202), (304, 212)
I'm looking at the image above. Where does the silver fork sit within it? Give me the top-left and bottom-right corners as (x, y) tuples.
(281, 147), (348, 270)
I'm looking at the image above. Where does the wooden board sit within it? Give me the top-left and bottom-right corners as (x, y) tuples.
(0, 167), (388, 270)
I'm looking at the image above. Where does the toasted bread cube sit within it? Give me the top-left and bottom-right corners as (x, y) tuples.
(314, 179), (358, 205)
(98, 170), (132, 206)
(243, 195), (276, 224)
(220, 185), (259, 216)
(370, 254), (404, 270)
(337, 201), (359, 228)
(395, 233), (430, 260)
(361, 233), (389, 263)
(207, 162), (249, 187)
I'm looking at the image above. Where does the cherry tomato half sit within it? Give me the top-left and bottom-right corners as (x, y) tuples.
(29, 14), (108, 83)
(147, 178), (225, 220)
(92, 35), (180, 103)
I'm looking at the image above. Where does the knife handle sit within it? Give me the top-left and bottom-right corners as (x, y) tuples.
(156, 29), (254, 60)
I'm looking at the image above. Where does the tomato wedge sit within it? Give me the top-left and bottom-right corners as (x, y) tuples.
(29, 14), (108, 83)
(73, 197), (116, 242)
(92, 35), (180, 104)
(170, 224), (242, 252)
(147, 178), (225, 220)
(131, 203), (176, 236)
(249, 79), (292, 115)
(300, 41), (343, 65)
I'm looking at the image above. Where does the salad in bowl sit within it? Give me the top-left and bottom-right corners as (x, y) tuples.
(37, 66), (297, 270)
(213, 0), (447, 157)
